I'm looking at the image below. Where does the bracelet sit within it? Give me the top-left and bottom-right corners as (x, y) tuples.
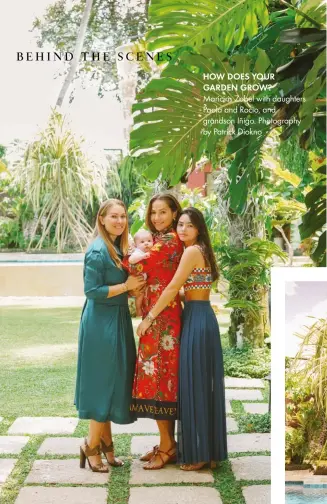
(145, 311), (155, 323)
(122, 282), (128, 293)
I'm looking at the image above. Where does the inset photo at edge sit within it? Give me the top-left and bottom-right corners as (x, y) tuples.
(271, 268), (327, 504)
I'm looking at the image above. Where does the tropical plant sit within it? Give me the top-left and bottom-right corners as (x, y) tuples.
(130, 44), (276, 212)
(220, 238), (287, 347)
(118, 156), (146, 210)
(12, 110), (107, 252)
(285, 373), (326, 466)
(290, 316), (327, 416)
(0, 175), (35, 250)
(299, 158), (326, 267)
(130, 0), (326, 215)
(146, 0), (269, 56)
(239, 412), (271, 433)
(272, 0), (326, 149)
(223, 343), (270, 378)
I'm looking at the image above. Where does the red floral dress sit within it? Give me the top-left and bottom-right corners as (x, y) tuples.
(123, 229), (183, 420)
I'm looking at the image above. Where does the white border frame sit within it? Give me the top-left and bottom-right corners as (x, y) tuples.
(271, 267), (327, 504)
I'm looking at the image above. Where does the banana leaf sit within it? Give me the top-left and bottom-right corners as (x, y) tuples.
(146, 0), (269, 56)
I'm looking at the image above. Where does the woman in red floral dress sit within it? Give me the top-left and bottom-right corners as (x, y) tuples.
(127, 193), (183, 469)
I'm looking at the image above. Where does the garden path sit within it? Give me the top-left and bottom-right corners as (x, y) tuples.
(0, 377), (270, 504)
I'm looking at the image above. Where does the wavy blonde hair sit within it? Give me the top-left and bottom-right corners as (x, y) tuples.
(94, 199), (129, 268)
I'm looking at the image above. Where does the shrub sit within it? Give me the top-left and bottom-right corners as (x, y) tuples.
(239, 413), (271, 433)
(223, 344), (270, 379)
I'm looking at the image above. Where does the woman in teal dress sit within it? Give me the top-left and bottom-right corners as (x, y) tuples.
(75, 199), (145, 472)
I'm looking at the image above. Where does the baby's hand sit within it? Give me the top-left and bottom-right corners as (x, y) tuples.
(129, 250), (149, 264)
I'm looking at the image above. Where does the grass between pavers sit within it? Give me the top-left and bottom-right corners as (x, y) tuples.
(0, 435), (44, 504)
(0, 429), (270, 504)
(214, 460), (246, 504)
(109, 461), (131, 504)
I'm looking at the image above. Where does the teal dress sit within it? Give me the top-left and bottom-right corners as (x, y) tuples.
(75, 236), (136, 424)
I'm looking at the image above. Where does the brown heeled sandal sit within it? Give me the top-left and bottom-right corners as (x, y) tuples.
(80, 438), (109, 473)
(143, 445), (177, 470)
(140, 441), (177, 462)
(100, 439), (124, 467)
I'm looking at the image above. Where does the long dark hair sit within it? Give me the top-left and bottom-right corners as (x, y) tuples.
(145, 192), (182, 233)
(179, 207), (219, 281)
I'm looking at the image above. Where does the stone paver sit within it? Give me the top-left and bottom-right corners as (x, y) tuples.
(0, 459), (17, 483)
(0, 436), (30, 454)
(225, 378), (265, 389)
(243, 403), (269, 414)
(231, 455), (271, 480)
(242, 484), (271, 504)
(225, 389), (263, 401)
(129, 460), (213, 484)
(225, 400), (232, 414)
(15, 487), (107, 504)
(228, 433), (271, 453)
(227, 417), (238, 432)
(25, 459), (108, 484)
(8, 417), (78, 435)
(129, 487), (222, 504)
(37, 437), (82, 455)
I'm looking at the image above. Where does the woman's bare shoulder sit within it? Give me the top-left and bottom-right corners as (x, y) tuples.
(182, 245), (202, 260)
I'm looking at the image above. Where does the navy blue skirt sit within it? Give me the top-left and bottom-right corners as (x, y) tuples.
(177, 300), (228, 464)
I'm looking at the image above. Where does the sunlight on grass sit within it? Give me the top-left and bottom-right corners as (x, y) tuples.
(0, 307), (81, 417)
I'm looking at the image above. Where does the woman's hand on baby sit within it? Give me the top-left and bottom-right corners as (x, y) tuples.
(129, 284), (146, 296)
(126, 275), (145, 291)
(137, 318), (152, 337)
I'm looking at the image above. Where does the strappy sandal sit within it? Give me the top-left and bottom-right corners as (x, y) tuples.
(80, 438), (109, 473)
(139, 444), (159, 462)
(143, 445), (177, 470)
(140, 440), (177, 462)
(100, 439), (124, 467)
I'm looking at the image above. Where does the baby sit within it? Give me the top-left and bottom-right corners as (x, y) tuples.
(128, 229), (153, 316)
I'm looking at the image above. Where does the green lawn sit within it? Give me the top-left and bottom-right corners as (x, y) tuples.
(0, 307), (81, 418)
(0, 306), (270, 417)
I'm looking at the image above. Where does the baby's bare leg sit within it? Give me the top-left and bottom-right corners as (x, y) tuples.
(136, 294), (144, 317)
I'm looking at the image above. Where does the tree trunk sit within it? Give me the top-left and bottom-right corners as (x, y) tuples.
(243, 288), (269, 347)
(228, 205), (268, 348)
(56, 0), (93, 108)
